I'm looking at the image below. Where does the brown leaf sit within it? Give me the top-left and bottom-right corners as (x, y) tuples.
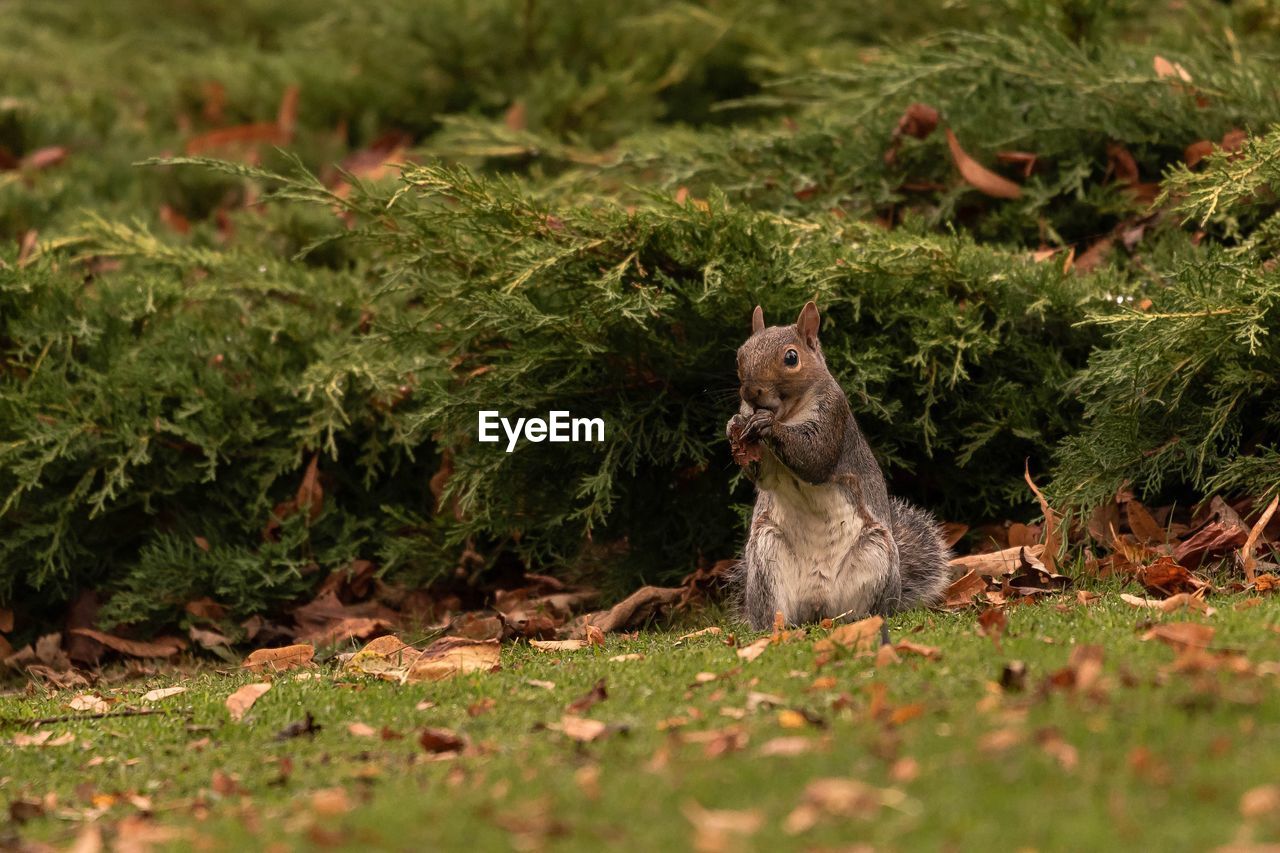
(894, 103), (939, 140)
(21, 146), (68, 171)
(404, 636), (499, 682)
(1142, 622), (1214, 651)
(1184, 140), (1215, 168)
(996, 150), (1038, 178)
(141, 687), (187, 702)
(683, 801), (764, 850)
(783, 778), (900, 834)
(943, 569), (988, 608)
(940, 522), (969, 548)
(68, 694), (112, 713)
(504, 100), (527, 132)
(530, 639), (591, 652)
(348, 722), (378, 737)
(225, 682), (271, 722)
(1127, 500), (1166, 543)
(945, 128), (1022, 199)
(276, 84), (300, 141)
(1136, 555), (1208, 597)
(894, 641), (941, 660)
(243, 643), (315, 674)
(0, 606), (12, 633)
(548, 714), (609, 743)
(813, 616), (882, 655)
(290, 590), (398, 645)
(757, 736), (818, 757)
(1153, 55), (1192, 82)
(567, 678), (608, 714)
(1024, 464), (1060, 572)
(977, 608), (1006, 648)
(1120, 592), (1214, 615)
(418, 726), (467, 755)
(950, 544), (1046, 577)
(736, 636), (771, 662)
(579, 585), (682, 634)
(1241, 494), (1279, 583)
(69, 629), (184, 659)
(1241, 785), (1280, 819)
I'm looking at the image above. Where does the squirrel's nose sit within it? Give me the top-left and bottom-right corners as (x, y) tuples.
(744, 386), (778, 412)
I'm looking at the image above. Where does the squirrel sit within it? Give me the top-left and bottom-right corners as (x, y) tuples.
(726, 301), (952, 631)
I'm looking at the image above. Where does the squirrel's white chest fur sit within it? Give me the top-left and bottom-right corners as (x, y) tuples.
(750, 453), (889, 622)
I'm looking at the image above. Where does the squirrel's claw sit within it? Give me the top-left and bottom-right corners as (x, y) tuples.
(744, 409), (775, 440)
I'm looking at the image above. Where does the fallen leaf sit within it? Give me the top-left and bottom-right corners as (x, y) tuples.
(344, 634), (419, 678)
(814, 616), (883, 655)
(949, 544), (1046, 577)
(736, 637), (770, 662)
(530, 639), (591, 652)
(1142, 622), (1215, 651)
(783, 778), (901, 834)
(1024, 464), (1060, 572)
(677, 627), (722, 642)
(275, 712), (321, 740)
(548, 715), (609, 743)
(579, 585), (683, 634)
(1241, 495), (1279, 583)
(758, 736), (817, 757)
(1241, 785), (1280, 819)
(567, 679), (608, 714)
(243, 643), (315, 674)
(419, 726), (467, 755)
(977, 608), (1007, 648)
(1127, 500), (1166, 543)
(348, 722), (377, 737)
(225, 682), (271, 722)
(69, 629), (184, 659)
(683, 800), (764, 851)
(1153, 55), (1192, 82)
(21, 146), (68, 171)
(68, 694), (111, 714)
(943, 569), (988, 608)
(310, 787), (351, 817)
(609, 653), (645, 662)
(1184, 140), (1215, 168)
(405, 637), (500, 682)
(1120, 593), (1214, 615)
(1137, 556), (1208, 597)
(894, 641), (941, 660)
(13, 730), (53, 747)
(526, 679), (556, 690)
(945, 128), (1022, 199)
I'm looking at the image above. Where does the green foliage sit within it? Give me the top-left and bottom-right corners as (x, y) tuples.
(1053, 130), (1280, 510)
(5, 0), (1280, 631)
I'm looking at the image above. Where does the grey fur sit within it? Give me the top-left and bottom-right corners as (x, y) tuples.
(729, 313), (952, 630)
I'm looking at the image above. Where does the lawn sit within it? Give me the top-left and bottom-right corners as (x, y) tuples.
(6, 594), (1280, 851)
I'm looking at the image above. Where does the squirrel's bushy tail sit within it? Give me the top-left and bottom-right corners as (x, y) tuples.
(889, 497), (953, 611)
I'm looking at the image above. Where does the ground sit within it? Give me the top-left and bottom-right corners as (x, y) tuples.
(5, 593), (1280, 851)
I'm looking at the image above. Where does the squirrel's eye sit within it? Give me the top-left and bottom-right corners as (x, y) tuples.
(784, 348), (799, 367)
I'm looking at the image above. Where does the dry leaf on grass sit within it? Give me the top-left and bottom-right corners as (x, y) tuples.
(344, 634), (419, 678)
(945, 128), (1022, 200)
(683, 801), (764, 851)
(1142, 622), (1214, 651)
(783, 778), (904, 834)
(943, 569), (988, 608)
(405, 637), (499, 683)
(567, 679), (608, 714)
(243, 643), (314, 674)
(949, 544), (1046, 577)
(1120, 593), (1214, 615)
(578, 585), (683, 634)
(676, 627), (722, 642)
(68, 694), (111, 713)
(548, 714), (609, 743)
(418, 726), (467, 755)
(1024, 464), (1061, 572)
(225, 682), (271, 722)
(69, 629), (184, 659)
(609, 653), (644, 662)
(1240, 785), (1280, 819)
(758, 736), (818, 757)
(530, 639), (592, 652)
(1241, 495), (1279, 583)
(814, 616), (883, 655)
(348, 722), (378, 738)
(894, 641), (941, 660)
(736, 637), (771, 662)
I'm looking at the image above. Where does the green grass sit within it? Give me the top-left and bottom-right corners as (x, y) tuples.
(6, 595), (1280, 850)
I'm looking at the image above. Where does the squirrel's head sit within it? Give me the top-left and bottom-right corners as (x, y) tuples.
(736, 301), (830, 417)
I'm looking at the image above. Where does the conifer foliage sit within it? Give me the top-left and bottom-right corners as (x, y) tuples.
(3, 0), (1280, 631)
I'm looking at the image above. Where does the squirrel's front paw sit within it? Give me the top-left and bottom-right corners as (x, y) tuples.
(744, 409), (775, 440)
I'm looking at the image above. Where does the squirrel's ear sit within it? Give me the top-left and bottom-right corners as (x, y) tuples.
(796, 301), (820, 348)
(751, 305), (765, 335)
